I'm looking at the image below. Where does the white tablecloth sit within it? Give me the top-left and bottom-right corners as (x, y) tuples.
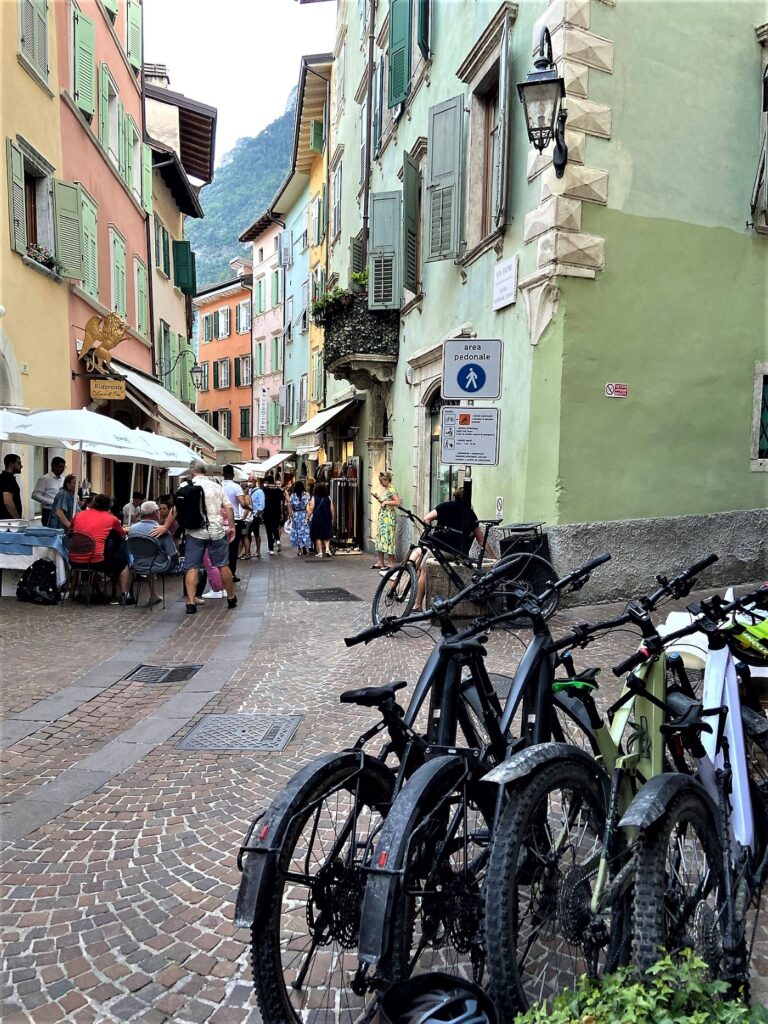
(0, 549), (68, 588)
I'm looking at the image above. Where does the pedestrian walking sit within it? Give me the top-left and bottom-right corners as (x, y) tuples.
(308, 482), (334, 558)
(222, 465), (250, 581)
(248, 475), (265, 558)
(372, 470), (400, 569)
(262, 473), (286, 554)
(289, 481), (312, 555)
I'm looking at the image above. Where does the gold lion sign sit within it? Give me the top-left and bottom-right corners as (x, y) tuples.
(80, 312), (129, 374)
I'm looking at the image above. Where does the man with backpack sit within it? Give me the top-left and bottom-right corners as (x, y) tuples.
(156, 463), (237, 615)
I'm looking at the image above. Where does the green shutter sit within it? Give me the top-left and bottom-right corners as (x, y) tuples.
(117, 101), (127, 179)
(6, 139), (27, 254)
(99, 63), (110, 150)
(368, 190), (402, 310)
(103, 0), (118, 17)
(112, 233), (126, 316)
(127, 0), (142, 71)
(213, 359), (220, 389)
(54, 180), (83, 279)
(271, 271), (278, 307)
(213, 310), (220, 338)
(234, 356), (242, 388)
(425, 95), (463, 261)
(169, 331), (179, 396)
(417, 0), (430, 59)
(73, 11), (96, 118)
(32, 0), (48, 79)
(388, 0), (412, 108)
(402, 151), (420, 293)
(190, 250), (197, 295)
(126, 122), (134, 193)
(81, 193), (98, 298)
(162, 228), (170, 276)
(141, 144), (152, 213)
(136, 261), (148, 335)
(309, 119), (324, 153)
(172, 240), (194, 293)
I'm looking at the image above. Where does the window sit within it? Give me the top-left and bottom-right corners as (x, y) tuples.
(198, 410), (210, 424)
(218, 306), (230, 338)
(127, 117), (141, 200)
(301, 282), (309, 332)
(153, 214), (161, 267)
(299, 375), (309, 422)
(425, 95), (463, 261)
(237, 299), (251, 333)
(218, 358), (230, 389)
(202, 313), (213, 343)
(258, 246), (264, 263)
(278, 229), (292, 267)
(271, 268), (282, 307)
(359, 96), (368, 183)
(752, 363), (768, 468)
(72, 8), (96, 119)
(219, 409), (231, 439)
(268, 399), (280, 436)
(311, 194), (322, 246)
(311, 265), (327, 302)
(199, 361), (209, 391)
(254, 278), (265, 314)
(271, 334), (282, 373)
(80, 191), (98, 298)
(285, 295), (294, 340)
(98, 64), (120, 166)
(428, 391), (458, 508)
(335, 39), (346, 118)
(162, 227), (170, 276)
(254, 342), (264, 377)
(237, 354), (252, 386)
(19, 0), (49, 84)
(311, 349), (325, 402)
(110, 228), (127, 317)
(134, 257), (148, 336)
(279, 382), (294, 425)
(332, 164), (343, 239)
(301, 209), (309, 250)
(239, 406), (251, 439)
(274, 234), (280, 251)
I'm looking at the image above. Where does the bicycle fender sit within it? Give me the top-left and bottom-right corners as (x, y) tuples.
(618, 773), (717, 831)
(482, 741), (602, 788)
(234, 750), (393, 928)
(358, 755), (468, 967)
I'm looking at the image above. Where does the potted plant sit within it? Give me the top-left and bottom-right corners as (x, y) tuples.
(26, 243), (61, 273)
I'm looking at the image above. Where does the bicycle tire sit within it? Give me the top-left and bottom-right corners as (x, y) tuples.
(632, 788), (729, 980)
(485, 553), (560, 624)
(485, 758), (609, 1016)
(371, 563), (417, 626)
(250, 760), (393, 1024)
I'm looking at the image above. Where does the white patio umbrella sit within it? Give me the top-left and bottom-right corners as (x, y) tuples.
(0, 409), (29, 442)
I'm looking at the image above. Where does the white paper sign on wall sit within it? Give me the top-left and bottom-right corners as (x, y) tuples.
(492, 255), (519, 311)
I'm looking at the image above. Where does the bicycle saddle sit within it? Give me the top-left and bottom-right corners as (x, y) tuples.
(552, 667), (600, 692)
(340, 681), (408, 707)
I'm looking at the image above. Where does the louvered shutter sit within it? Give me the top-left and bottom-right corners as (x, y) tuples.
(493, 14), (512, 229)
(213, 359), (220, 389)
(127, 0), (142, 71)
(213, 310), (220, 339)
(169, 332), (179, 396)
(33, 0), (48, 79)
(80, 194), (98, 297)
(136, 261), (148, 335)
(417, 0), (431, 59)
(99, 64), (110, 150)
(278, 384), (287, 425)
(349, 232), (365, 277)
(321, 182), (328, 236)
(21, 0), (35, 65)
(162, 229), (170, 276)
(141, 144), (152, 213)
(6, 140), (27, 255)
(126, 121), (135, 195)
(278, 230), (291, 266)
(368, 191), (402, 310)
(309, 119), (324, 153)
(388, 0), (411, 108)
(112, 233), (126, 315)
(73, 11), (95, 117)
(271, 271), (279, 307)
(172, 240), (194, 292)
(373, 60), (383, 154)
(359, 97), (367, 183)
(54, 180), (83, 279)
(103, 0), (118, 16)
(190, 251), (197, 294)
(403, 151), (420, 293)
(117, 101), (127, 179)
(235, 302), (241, 333)
(425, 95), (463, 261)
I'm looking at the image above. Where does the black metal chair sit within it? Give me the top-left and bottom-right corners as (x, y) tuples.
(64, 533), (99, 607)
(126, 535), (170, 610)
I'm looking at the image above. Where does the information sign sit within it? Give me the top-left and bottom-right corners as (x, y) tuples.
(440, 407), (500, 466)
(492, 255), (518, 311)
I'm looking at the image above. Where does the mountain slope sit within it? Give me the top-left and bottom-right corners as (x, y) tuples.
(187, 99), (295, 287)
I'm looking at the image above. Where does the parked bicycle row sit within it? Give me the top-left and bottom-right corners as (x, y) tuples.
(234, 547), (768, 1024)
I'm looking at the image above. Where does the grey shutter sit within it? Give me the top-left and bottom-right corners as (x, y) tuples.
(73, 11), (96, 118)
(278, 229), (291, 266)
(368, 191), (402, 310)
(349, 232), (365, 277)
(278, 383), (287, 425)
(425, 95), (463, 261)
(21, 0), (35, 65)
(6, 139), (27, 254)
(493, 14), (512, 229)
(402, 151), (420, 293)
(33, 0), (48, 79)
(213, 310), (220, 339)
(54, 180), (83, 279)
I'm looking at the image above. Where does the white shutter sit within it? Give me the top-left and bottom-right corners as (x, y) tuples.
(278, 383), (287, 425)
(219, 307), (230, 337)
(278, 229), (292, 267)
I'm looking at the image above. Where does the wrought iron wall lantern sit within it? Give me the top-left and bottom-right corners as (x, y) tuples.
(517, 26), (568, 178)
(160, 348), (204, 391)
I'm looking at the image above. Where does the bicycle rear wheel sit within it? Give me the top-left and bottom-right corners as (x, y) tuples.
(372, 563), (417, 625)
(485, 553), (560, 623)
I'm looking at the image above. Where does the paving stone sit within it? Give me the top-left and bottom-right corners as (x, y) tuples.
(111, 995), (147, 1020)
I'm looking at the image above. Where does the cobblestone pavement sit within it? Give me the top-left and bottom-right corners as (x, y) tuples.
(1, 549), (766, 1021)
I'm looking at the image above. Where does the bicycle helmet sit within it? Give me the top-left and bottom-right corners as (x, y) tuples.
(379, 973), (497, 1024)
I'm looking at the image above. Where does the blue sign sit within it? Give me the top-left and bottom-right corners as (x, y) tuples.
(457, 364), (486, 394)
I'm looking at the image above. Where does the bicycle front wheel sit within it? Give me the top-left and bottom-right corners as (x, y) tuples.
(372, 563), (417, 625)
(486, 553), (560, 623)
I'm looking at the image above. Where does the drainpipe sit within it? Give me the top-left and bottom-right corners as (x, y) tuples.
(139, 23), (157, 381)
(361, 0), (375, 261)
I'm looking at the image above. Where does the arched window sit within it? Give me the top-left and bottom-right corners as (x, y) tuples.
(428, 390), (457, 509)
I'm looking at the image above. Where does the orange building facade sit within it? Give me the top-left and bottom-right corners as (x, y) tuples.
(193, 261), (253, 462)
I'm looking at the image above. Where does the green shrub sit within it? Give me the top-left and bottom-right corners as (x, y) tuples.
(514, 951), (768, 1024)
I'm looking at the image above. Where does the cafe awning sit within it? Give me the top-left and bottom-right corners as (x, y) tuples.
(290, 400), (354, 439)
(295, 445), (321, 457)
(113, 361), (242, 463)
(247, 451), (293, 474)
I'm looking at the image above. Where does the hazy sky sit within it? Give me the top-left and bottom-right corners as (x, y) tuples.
(144, 0), (337, 167)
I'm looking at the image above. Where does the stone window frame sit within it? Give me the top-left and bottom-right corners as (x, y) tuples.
(751, 360), (768, 472)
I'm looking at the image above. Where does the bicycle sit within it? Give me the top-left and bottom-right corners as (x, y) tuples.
(234, 553), (607, 1024)
(371, 504), (557, 626)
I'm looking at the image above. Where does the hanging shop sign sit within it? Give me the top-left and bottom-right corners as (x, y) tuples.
(90, 378), (126, 401)
(79, 312), (129, 374)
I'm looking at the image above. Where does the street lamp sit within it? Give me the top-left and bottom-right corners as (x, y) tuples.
(160, 348), (204, 391)
(517, 26), (568, 178)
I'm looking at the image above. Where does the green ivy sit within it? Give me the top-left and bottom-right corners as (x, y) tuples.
(515, 951), (768, 1024)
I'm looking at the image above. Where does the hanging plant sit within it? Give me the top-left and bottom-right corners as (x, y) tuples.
(310, 286), (353, 327)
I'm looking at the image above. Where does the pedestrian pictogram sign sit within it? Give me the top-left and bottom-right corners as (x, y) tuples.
(440, 407), (500, 466)
(442, 339), (502, 400)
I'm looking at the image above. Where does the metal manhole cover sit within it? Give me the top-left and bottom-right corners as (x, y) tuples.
(176, 714), (303, 751)
(296, 588), (362, 603)
(123, 664), (202, 684)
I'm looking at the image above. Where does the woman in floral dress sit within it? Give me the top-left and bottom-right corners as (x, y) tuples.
(372, 471), (401, 569)
(289, 481), (312, 556)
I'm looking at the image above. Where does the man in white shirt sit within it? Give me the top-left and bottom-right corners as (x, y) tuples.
(31, 457), (66, 526)
(221, 465), (250, 580)
(122, 491), (144, 528)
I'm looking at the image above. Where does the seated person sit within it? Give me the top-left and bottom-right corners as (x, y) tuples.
(413, 486), (496, 612)
(49, 474), (77, 530)
(69, 493), (134, 605)
(156, 494), (180, 544)
(128, 501), (179, 605)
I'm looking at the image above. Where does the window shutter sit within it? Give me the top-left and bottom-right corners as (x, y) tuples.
(373, 60), (383, 154)
(112, 233), (126, 315)
(179, 340), (191, 403)
(493, 14), (512, 229)
(169, 331), (179, 395)
(136, 261), (148, 335)
(278, 384), (287, 425)
(309, 119), (324, 153)
(425, 95), (463, 261)
(54, 180), (83, 279)
(162, 229), (170, 276)
(6, 139), (27, 254)
(141, 143), (153, 214)
(33, 0), (48, 79)
(368, 191), (402, 310)
(321, 181), (328, 236)
(349, 232), (365, 277)
(172, 239), (195, 293)
(99, 64), (110, 150)
(359, 97), (367, 184)
(117, 101), (127, 179)
(190, 250), (197, 295)
(21, 0), (35, 65)
(235, 302), (241, 333)
(213, 359), (220, 389)
(73, 11), (96, 117)
(271, 271), (278, 307)
(220, 307), (230, 337)
(103, 0), (118, 16)
(213, 309), (220, 339)
(388, 0), (412, 108)
(417, 0), (431, 59)
(127, 0), (142, 71)
(278, 230), (291, 266)
(402, 151), (420, 293)
(126, 121), (135, 195)
(234, 356), (242, 388)
(81, 194), (98, 297)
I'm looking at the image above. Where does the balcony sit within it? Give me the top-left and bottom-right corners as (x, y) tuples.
(318, 291), (400, 391)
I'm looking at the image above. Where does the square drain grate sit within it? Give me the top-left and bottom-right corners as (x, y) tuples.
(176, 714), (303, 751)
(123, 664), (202, 684)
(296, 587), (362, 603)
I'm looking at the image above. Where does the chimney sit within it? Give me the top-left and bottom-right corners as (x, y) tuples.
(144, 63), (170, 88)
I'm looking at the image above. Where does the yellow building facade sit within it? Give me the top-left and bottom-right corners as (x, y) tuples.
(306, 70), (330, 422)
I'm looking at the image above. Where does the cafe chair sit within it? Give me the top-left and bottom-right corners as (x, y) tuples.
(64, 532), (99, 607)
(126, 535), (168, 610)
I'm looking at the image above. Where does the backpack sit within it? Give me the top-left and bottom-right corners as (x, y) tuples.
(17, 558), (59, 605)
(174, 482), (208, 531)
